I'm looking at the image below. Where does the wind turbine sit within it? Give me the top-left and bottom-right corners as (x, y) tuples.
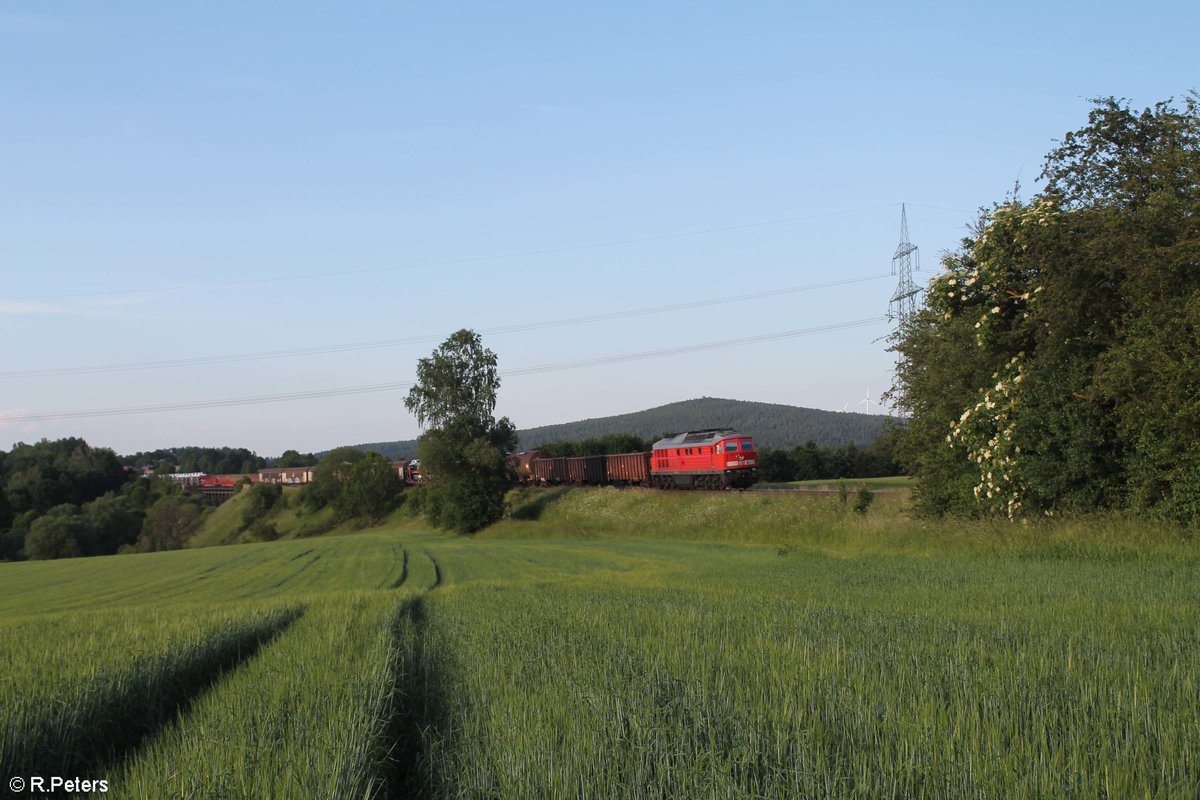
(859, 389), (871, 414)
(840, 402), (849, 413)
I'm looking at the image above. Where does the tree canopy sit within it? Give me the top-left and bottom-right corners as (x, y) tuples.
(335, 452), (402, 524)
(405, 330), (517, 533)
(890, 95), (1200, 523)
(301, 446), (367, 512)
(405, 329), (503, 431)
(536, 433), (651, 458)
(4, 438), (128, 515)
(275, 449), (317, 467)
(122, 446), (265, 475)
(0, 437), (219, 561)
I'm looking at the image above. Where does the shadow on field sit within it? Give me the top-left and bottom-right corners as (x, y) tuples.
(384, 595), (451, 799)
(508, 486), (572, 521)
(3, 606), (304, 782)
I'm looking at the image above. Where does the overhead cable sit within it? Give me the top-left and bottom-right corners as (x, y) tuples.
(2, 317), (888, 422)
(1, 273), (892, 379)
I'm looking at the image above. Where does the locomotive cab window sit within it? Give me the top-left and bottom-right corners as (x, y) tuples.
(715, 444), (722, 454)
(741, 441), (754, 451)
(725, 441), (739, 452)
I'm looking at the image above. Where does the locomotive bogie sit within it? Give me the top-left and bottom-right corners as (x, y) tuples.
(651, 468), (758, 490)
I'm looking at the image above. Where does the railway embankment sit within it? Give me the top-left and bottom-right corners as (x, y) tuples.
(484, 485), (1198, 561)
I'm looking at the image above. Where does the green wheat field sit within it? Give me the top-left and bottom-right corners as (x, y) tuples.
(2, 488), (1197, 798)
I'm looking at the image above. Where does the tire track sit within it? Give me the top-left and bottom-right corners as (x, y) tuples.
(425, 551), (443, 588)
(2, 606), (305, 781)
(391, 548), (410, 589)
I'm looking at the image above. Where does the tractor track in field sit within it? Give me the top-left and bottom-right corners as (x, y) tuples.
(379, 548), (445, 794)
(391, 548), (410, 589)
(425, 550), (443, 588)
(3, 607), (304, 782)
(266, 551), (322, 590)
(382, 594), (448, 799)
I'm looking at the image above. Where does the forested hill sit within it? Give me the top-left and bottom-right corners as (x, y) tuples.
(350, 398), (895, 459)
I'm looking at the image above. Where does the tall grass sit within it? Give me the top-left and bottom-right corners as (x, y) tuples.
(395, 548), (1199, 798)
(0, 604), (300, 779)
(115, 593), (404, 798)
(490, 486), (1198, 560)
(1, 517), (1195, 796)
(0, 535), (407, 615)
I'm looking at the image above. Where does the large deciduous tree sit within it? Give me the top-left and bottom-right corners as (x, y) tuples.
(276, 449), (317, 468)
(3, 438), (127, 516)
(137, 495), (203, 551)
(25, 504), (90, 559)
(405, 330), (517, 533)
(336, 452), (402, 523)
(303, 446), (367, 511)
(890, 94), (1200, 523)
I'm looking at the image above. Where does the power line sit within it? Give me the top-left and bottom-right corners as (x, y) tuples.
(0, 273), (892, 379)
(15, 203), (903, 301)
(2, 317), (887, 422)
(502, 318), (887, 376)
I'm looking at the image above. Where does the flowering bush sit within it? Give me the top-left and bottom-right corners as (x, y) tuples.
(892, 96), (1200, 524)
(923, 201), (1059, 519)
(947, 356), (1025, 518)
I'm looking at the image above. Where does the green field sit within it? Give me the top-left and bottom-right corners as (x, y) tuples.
(757, 475), (917, 491)
(2, 490), (1197, 797)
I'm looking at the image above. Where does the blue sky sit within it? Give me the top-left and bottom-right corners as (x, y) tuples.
(1, 2), (1195, 456)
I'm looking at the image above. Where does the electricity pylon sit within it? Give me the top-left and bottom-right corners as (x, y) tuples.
(888, 204), (921, 326)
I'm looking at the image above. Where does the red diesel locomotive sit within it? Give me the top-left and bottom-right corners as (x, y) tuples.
(651, 428), (758, 489)
(514, 428), (758, 490)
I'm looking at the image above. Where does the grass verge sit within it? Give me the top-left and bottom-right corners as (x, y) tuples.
(488, 486), (1197, 560)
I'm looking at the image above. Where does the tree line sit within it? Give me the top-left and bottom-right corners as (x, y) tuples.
(0, 438), (211, 559)
(756, 434), (901, 483)
(121, 446), (318, 474)
(0, 437), (402, 561)
(890, 95), (1200, 524)
(536, 433), (651, 457)
(122, 446), (267, 475)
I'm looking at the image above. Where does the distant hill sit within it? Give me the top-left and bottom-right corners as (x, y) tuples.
(347, 397), (896, 459)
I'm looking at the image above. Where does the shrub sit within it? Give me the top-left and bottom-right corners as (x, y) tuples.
(853, 486), (875, 515)
(25, 505), (89, 559)
(138, 496), (204, 552)
(241, 483), (283, 528)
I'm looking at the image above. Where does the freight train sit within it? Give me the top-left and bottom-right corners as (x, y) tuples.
(512, 428), (758, 490)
